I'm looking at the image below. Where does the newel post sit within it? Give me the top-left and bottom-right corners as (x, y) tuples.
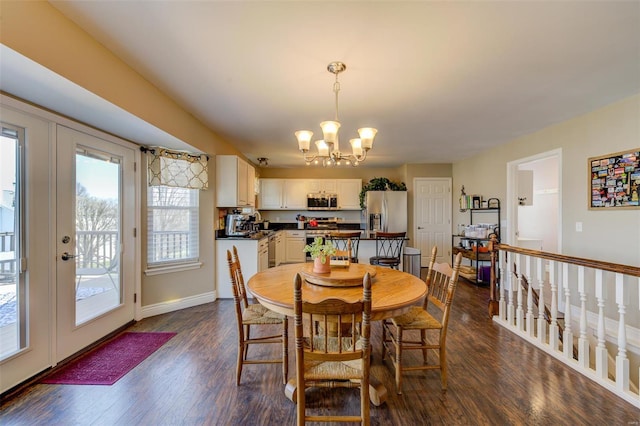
(488, 234), (499, 318)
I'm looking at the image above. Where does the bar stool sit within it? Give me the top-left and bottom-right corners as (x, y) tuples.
(369, 231), (406, 269)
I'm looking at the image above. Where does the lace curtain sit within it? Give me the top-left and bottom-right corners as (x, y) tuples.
(146, 148), (209, 190)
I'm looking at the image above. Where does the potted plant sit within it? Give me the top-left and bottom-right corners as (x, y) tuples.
(303, 237), (336, 273)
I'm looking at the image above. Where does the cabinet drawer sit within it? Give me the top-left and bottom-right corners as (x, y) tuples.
(286, 230), (306, 238)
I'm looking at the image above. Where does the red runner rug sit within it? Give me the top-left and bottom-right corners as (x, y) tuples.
(41, 331), (176, 385)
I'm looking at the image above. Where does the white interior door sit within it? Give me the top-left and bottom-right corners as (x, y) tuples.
(414, 178), (452, 266)
(55, 125), (136, 361)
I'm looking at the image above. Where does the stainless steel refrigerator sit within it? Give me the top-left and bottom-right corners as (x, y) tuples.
(365, 191), (407, 233)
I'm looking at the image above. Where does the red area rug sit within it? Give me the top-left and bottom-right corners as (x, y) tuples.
(41, 331), (176, 385)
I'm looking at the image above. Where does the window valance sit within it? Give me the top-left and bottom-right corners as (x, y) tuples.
(145, 147), (209, 190)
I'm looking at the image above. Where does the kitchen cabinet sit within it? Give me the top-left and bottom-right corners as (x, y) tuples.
(259, 178), (361, 210)
(307, 179), (337, 194)
(216, 155), (255, 207)
(275, 231), (284, 266)
(216, 237), (266, 298)
(336, 179), (362, 210)
(259, 179), (307, 210)
(284, 230), (306, 263)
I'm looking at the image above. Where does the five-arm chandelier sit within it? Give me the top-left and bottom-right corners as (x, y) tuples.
(295, 62), (377, 167)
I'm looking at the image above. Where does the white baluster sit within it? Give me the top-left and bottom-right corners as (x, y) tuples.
(507, 251), (515, 326)
(578, 266), (589, 369)
(525, 255), (534, 337)
(499, 250), (506, 320)
(549, 261), (559, 351)
(615, 273), (629, 392)
(594, 269), (607, 379)
(562, 263), (574, 361)
(516, 253), (524, 331)
(537, 258), (546, 343)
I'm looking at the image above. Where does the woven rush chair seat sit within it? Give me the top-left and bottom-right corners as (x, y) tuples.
(227, 247), (288, 386)
(242, 303), (286, 324)
(382, 246), (462, 394)
(390, 306), (443, 330)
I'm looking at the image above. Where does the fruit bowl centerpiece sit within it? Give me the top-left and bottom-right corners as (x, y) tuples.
(303, 237), (336, 274)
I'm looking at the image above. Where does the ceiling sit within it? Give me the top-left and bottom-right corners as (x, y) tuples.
(8, 2), (640, 167)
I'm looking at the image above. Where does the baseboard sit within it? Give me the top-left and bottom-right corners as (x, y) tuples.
(140, 291), (217, 319)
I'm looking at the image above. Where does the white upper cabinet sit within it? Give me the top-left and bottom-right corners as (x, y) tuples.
(336, 179), (362, 210)
(259, 179), (307, 209)
(216, 155), (255, 207)
(306, 179), (337, 194)
(259, 178), (361, 210)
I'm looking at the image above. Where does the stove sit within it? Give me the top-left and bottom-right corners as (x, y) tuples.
(305, 217), (339, 235)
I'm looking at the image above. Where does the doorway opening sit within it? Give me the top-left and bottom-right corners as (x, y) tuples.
(506, 148), (562, 253)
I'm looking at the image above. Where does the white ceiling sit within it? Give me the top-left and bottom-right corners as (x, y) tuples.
(7, 2), (640, 167)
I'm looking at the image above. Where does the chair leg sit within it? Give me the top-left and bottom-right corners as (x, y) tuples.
(244, 325), (250, 360)
(395, 326), (403, 394)
(381, 321), (387, 360)
(421, 329), (428, 364)
(440, 342), (447, 390)
(236, 341), (244, 386)
(282, 318), (288, 385)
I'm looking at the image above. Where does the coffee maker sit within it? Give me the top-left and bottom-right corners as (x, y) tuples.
(226, 213), (251, 236)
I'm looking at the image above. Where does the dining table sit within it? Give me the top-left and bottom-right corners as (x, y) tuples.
(246, 262), (427, 406)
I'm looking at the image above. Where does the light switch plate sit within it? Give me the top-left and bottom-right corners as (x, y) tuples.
(575, 222), (583, 232)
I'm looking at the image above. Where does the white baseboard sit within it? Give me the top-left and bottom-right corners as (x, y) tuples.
(140, 291), (217, 319)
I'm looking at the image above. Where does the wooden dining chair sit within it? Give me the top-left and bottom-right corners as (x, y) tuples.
(293, 272), (372, 425)
(369, 231), (405, 269)
(227, 248), (288, 385)
(327, 231), (362, 263)
(381, 248), (462, 394)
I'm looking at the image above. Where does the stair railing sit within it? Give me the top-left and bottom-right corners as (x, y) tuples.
(488, 235), (640, 408)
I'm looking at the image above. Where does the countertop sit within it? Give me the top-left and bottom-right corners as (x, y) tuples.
(216, 229), (410, 241)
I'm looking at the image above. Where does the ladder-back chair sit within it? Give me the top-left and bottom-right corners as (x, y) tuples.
(293, 272), (372, 425)
(227, 248), (288, 385)
(382, 248), (462, 393)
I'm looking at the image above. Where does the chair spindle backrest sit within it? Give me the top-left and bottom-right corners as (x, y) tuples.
(374, 232), (406, 259)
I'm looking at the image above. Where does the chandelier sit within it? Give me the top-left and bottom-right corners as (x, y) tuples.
(295, 61), (377, 167)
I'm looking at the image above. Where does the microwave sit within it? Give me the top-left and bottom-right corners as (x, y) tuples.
(307, 193), (338, 210)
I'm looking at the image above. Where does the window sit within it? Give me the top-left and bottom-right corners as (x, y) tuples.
(147, 186), (199, 267)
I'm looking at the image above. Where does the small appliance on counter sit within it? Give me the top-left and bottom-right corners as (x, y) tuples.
(226, 213), (251, 236)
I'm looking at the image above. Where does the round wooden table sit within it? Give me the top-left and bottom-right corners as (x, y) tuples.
(247, 263), (427, 405)
(247, 263), (426, 321)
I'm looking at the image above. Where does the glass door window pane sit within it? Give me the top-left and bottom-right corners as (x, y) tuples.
(75, 150), (121, 325)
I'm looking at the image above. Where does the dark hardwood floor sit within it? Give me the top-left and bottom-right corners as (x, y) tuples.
(1, 275), (638, 425)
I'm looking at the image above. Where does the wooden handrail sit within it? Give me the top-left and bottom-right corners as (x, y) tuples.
(487, 235), (640, 318)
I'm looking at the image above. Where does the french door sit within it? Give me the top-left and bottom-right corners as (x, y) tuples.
(55, 125), (136, 361)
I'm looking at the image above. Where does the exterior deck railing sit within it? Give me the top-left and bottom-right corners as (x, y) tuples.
(488, 236), (640, 408)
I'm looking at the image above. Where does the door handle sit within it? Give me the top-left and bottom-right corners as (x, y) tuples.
(417, 226), (424, 229)
(61, 252), (77, 261)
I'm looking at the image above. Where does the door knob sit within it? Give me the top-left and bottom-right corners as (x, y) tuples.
(61, 252), (76, 261)
(417, 226), (424, 229)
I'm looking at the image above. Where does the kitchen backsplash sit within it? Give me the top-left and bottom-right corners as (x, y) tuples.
(261, 210), (362, 224)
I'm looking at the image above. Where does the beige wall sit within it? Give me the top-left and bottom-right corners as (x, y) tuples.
(453, 94), (640, 266)
(0, 1), (242, 307)
(453, 94), (640, 327)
